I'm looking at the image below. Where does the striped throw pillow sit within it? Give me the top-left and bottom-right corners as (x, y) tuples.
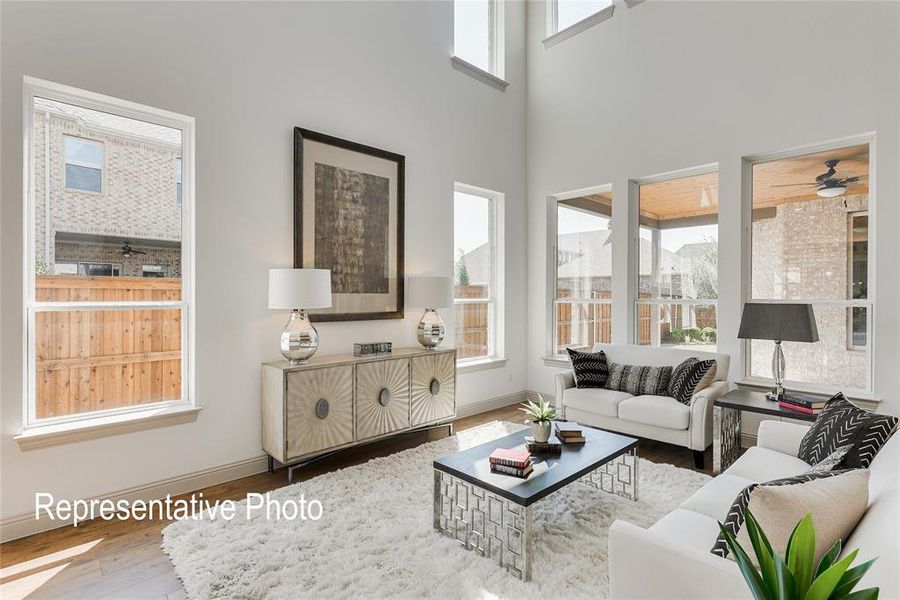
(668, 358), (716, 405)
(604, 362), (672, 396)
(566, 348), (609, 388)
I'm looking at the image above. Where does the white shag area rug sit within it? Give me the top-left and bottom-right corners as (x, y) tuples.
(162, 421), (710, 599)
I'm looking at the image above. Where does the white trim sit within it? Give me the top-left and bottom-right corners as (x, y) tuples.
(456, 356), (508, 374)
(450, 56), (509, 92)
(451, 0), (506, 89)
(740, 133), (876, 395)
(0, 447), (258, 543)
(15, 405), (201, 450)
(736, 378), (880, 406)
(542, 356), (570, 368)
(455, 390), (525, 418)
(544, 3), (614, 49)
(21, 76), (196, 431)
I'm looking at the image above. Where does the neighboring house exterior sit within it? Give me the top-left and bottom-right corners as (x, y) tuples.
(32, 98), (182, 278)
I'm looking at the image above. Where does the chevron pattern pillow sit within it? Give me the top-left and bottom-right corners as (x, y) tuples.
(711, 469), (867, 560)
(604, 362), (672, 396)
(797, 393), (898, 469)
(566, 348), (609, 388)
(667, 358), (716, 405)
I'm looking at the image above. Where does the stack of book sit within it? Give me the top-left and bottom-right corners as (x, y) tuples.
(524, 435), (562, 456)
(489, 448), (533, 478)
(554, 422), (586, 444)
(778, 394), (826, 416)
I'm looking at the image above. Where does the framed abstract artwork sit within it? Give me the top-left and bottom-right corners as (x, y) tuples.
(293, 128), (404, 321)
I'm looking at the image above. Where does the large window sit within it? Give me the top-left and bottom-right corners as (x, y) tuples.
(64, 135), (103, 192)
(453, 0), (504, 78)
(552, 191), (613, 355)
(25, 77), (193, 427)
(454, 183), (503, 362)
(636, 169), (719, 350)
(748, 143), (871, 392)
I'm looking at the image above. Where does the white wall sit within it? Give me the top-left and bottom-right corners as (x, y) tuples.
(0, 1), (527, 526)
(525, 1), (900, 415)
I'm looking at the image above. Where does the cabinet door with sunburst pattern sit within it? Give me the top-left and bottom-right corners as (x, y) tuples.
(356, 358), (410, 441)
(286, 365), (354, 460)
(410, 352), (456, 427)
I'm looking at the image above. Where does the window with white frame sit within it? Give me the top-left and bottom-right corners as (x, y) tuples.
(636, 169), (719, 350)
(25, 77), (193, 427)
(454, 183), (503, 362)
(551, 191), (613, 356)
(548, 0), (613, 37)
(64, 135), (103, 192)
(748, 142), (872, 393)
(453, 0), (504, 78)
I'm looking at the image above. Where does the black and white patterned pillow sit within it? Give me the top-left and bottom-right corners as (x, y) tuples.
(566, 348), (609, 388)
(797, 393), (898, 469)
(605, 362), (672, 396)
(803, 445), (852, 474)
(667, 358), (716, 405)
(711, 470), (853, 558)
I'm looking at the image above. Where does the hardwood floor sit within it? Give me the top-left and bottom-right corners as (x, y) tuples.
(0, 405), (712, 599)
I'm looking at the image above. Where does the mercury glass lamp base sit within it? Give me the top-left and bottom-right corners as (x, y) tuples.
(417, 308), (445, 349)
(280, 309), (319, 364)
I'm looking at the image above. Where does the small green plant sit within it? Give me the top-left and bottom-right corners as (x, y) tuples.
(35, 257), (50, 275)
(718, 509), (879, 600)
(520, 395), (556, 424)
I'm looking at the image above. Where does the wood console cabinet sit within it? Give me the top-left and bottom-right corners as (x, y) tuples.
(262, 347), (456, 480)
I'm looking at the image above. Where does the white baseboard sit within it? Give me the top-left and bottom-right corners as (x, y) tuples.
(2, 388), (544, 543)
(0, 455), (269, 543)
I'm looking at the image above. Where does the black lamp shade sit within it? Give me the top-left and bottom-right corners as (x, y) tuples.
(737, 303), (819, 343)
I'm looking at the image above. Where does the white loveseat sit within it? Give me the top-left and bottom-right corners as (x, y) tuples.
(609, 420), (900, 599)
(555, 343), (730, 468)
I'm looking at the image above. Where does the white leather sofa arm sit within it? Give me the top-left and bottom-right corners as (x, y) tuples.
(609, 520), (748, 599)
(554, 371), (575, 412)
(757, 420), (810, 458)
(689, 380), (729, 452)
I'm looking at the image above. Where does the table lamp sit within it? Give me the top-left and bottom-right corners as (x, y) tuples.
(268, 268), (332, 364)
(737, 302), (819, 400)
(407, 276), (453, 349)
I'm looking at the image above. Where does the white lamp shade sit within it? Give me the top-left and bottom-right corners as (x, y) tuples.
(268, 269), (332, 310)
(407, 276), (453, 309)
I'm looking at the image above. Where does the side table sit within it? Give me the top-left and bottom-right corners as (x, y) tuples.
(713, 388), (816, 474)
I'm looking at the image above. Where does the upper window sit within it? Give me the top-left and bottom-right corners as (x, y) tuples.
(176, 158), (183, 205)
(454, 0), (504, 79)
(555, 0), (612, 33)
(26, 78), (193, 428)
(454, 183), (504, 362)
(636, 169), (719, 350)
(552, 191), (613, 356)
(749, 143), (871, 392)
(64, 135), (103, 192)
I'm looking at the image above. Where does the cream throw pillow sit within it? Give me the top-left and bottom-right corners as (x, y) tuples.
(735, 469), (869, 564)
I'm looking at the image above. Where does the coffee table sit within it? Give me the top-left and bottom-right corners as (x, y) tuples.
(432, 426), (639, 581)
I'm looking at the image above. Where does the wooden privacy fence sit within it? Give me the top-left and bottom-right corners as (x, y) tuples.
(454, 285), (489, 359)
(34, 275), (182, 419)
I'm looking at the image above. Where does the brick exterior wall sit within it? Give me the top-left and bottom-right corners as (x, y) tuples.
(750, 194), (869, 389)
(54, 240), (181, 278)
(32, 108), (182, 273)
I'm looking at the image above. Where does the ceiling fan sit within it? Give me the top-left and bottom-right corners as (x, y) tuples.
(120, 241), (146, 258)
(773, 159), (866, 198)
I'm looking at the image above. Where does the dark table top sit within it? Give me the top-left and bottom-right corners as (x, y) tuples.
(433, 426), (638, 507)
(714, 388), (817, 422)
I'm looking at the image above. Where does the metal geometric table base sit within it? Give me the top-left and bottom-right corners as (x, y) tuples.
(433, 471), (533, 580)
(579, 448), (639, 501)
(713, 405), (742, 474)
(433, 448), (640, 582)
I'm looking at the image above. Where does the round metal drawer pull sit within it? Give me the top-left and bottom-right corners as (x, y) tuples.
(315, 398), (330, 420)
(378, 388), (391, 407)
(430, 378), (441, 396)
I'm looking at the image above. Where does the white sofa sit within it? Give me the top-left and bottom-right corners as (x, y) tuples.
(555, 343), (730, 468)
(609, 420), (899, 599)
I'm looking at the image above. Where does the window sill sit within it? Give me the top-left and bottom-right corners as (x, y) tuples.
(457, 357), (507, 374)
(450, 56), (509, 92)
(735, 378), (880, 405)
(542, 356), (570, 368)
(543, 4), (614, 49)
(15, 404), (202, 450)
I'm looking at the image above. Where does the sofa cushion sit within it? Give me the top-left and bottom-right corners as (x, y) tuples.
(711, 469), (869, 563)
(668, 358), (717, 405)
(724, 446), (811, 482)
(605, 362), (672, 396)
(797, 392), (899, 469)
(678, 473), (756, 521)
(618, 395), (690, 430)
(566, 348), (609, 388)
(649, 509), (721, 553)
(562, 388), (633, 418)
(591, 343), (730, 381)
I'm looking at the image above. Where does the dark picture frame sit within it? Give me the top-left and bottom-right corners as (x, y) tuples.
(293, 128), (405, 321)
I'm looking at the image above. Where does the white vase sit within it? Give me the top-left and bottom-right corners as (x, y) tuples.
(530, 421), (551, 443)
